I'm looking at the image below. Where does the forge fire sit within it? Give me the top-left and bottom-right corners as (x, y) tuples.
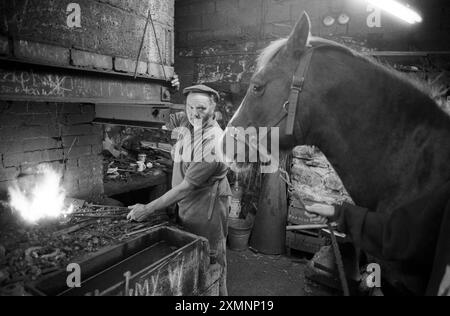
(8, 166), (74, 224)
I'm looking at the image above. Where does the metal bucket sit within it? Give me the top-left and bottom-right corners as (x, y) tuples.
(228, 218), (252, 252)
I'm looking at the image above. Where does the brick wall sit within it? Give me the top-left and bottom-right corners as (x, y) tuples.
(0, 101), (104, 200)
(1, 0), (175, 79)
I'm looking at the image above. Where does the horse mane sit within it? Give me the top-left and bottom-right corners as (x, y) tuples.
(256, 36), (449, 113)
(256, 36), (350, 70)
(256, 38), (288, 71)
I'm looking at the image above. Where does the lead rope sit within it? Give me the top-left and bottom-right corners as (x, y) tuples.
(327, 222), (351, 296)
(279, 168), (350, 296)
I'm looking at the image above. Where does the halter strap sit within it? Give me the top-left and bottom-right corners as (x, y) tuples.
(265, 47), (315, 140)
(285, 48), (314, 136)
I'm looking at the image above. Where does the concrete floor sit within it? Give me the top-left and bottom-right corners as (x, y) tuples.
(227, 249), (308, 296)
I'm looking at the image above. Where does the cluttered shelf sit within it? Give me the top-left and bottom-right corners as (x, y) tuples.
(104, 169), (169, 197)
(103, 141), (174, 197)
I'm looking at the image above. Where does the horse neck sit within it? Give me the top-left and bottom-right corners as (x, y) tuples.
(306, 55), (450, 210)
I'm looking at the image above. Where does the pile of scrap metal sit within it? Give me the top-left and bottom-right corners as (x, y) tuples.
(102, 123), (174, 183)
(103, 146), (173, 183)
(0, 200), (168, 295)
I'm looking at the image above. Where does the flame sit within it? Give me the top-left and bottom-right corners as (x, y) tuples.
(8, 166), (74, 224)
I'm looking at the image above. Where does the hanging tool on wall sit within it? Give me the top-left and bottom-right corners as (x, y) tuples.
(134, 7), (168, 81)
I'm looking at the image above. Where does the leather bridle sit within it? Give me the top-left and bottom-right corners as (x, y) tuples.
(265, 46), (316, 141)
(228, 45), (318, 150)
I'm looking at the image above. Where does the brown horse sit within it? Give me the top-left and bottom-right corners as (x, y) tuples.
(222, 12), (450, 295)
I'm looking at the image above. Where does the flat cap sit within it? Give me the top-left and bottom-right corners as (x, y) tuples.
(183, 84), (220, 102)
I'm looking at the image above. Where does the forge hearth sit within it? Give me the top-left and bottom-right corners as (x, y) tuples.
(0, 203), (170, 294)
(29, 226), (215, 296)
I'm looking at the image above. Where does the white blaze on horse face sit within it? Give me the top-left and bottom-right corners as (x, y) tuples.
(228, 95), (247, 128)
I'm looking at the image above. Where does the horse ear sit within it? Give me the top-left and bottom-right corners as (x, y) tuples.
(286, 12), (311, 58)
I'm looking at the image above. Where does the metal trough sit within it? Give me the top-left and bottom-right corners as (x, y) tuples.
(27, 225), (219, 296)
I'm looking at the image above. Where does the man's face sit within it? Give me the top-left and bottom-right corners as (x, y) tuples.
(186, 93), (216, 127)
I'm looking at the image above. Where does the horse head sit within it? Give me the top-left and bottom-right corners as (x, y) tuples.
(231, 12), (312, 140)
(221, 12), (313, 173)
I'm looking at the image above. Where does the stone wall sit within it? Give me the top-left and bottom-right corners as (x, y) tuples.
(290, 146), (353, 206)
(1, 0), (175, 68)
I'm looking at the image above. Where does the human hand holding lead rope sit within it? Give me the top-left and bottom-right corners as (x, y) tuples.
(279, 168), (349, 295)
(279, 168), (331, 224)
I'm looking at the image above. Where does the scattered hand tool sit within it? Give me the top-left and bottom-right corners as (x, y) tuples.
(287, 224), (330, 231)
(53, 220), (98, 237)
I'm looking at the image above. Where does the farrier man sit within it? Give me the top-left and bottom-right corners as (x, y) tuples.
(127, 84), (231, 296)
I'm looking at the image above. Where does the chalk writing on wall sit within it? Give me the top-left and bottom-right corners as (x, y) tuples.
(67, 3), (82, 28)
(0, 70), (71, 97)
(0, 68), (161, 103)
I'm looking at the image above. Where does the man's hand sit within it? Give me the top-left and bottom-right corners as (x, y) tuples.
(171, 74), (180, 91)
(127, 203), (155, 222)
(438, 265), (450, 296)
(304, 203), (336, 218)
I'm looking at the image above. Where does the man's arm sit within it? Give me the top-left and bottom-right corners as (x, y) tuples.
(306, 190), (448, 264)
(151, 179), (195, 211)
(127, 179), (196, 222)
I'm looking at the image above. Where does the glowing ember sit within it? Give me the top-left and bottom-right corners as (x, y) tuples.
(8, 166), (74, 224)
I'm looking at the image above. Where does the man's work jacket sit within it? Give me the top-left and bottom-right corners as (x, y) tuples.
(167, 112), (231, 251)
